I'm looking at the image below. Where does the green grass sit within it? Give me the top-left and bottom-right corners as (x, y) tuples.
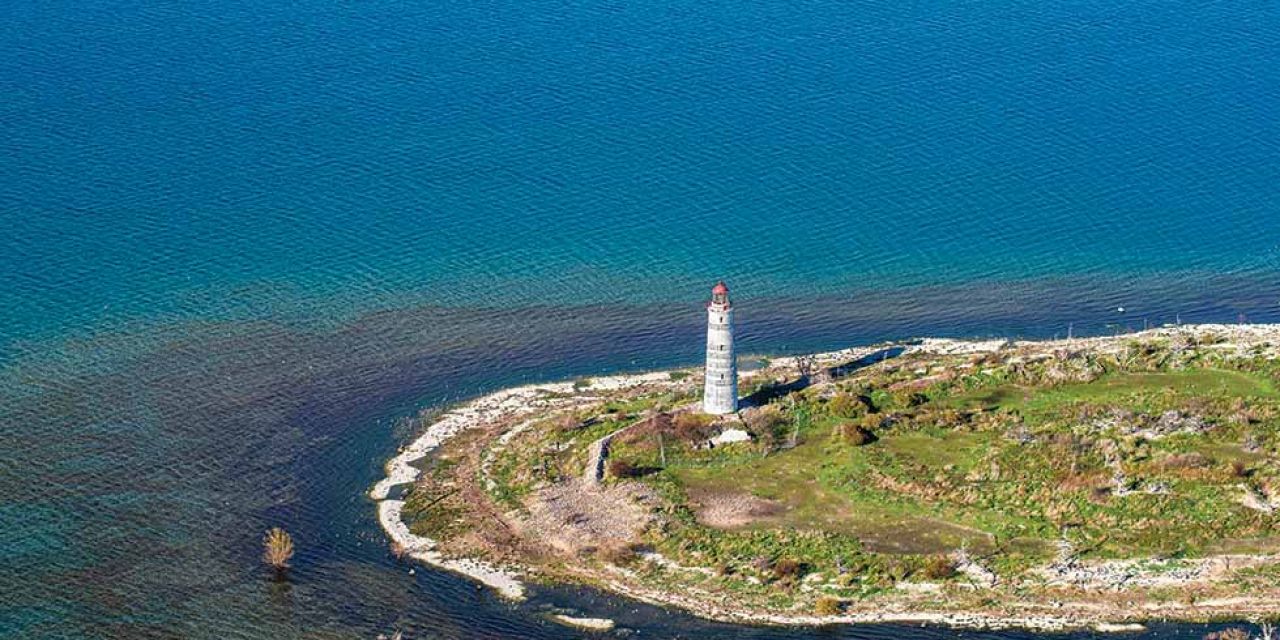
(948, 369), (1278, 414)
(878, 431), (991, 471)
(670, 430), (1008, 555)
(632, 361), (1280, 570)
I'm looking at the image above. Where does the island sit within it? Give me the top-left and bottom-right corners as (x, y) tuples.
(372, 319), (1280, 632)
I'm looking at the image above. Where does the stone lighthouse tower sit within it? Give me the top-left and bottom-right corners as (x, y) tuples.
(703, 281), (738, 414)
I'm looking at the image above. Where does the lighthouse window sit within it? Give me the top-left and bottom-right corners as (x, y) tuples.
(719, 345), (725, 351)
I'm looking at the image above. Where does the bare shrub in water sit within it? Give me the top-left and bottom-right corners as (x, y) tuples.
(263, 527), (295, 574)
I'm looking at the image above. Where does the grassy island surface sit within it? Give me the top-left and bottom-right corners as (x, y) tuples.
(380, 325), (1280, 630)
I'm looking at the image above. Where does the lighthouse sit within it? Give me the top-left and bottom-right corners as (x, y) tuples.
(703, 281), (738, 414)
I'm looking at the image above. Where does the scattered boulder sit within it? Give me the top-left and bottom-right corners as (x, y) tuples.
(1241, 484), (1277, 513)
(1159, 452), (1212, 470)
(551, 615), (615, 631)
(1243, 433), (1263, 453)
(1150, 410), (1209, 436)
(710, 428), (752, 446)
(954, 548), (997, 587)
(1096, 409), (1212, 439)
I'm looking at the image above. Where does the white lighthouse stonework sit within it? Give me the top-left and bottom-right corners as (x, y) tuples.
(703, 281), (738, 414)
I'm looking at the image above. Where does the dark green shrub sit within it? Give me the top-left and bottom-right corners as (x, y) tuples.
(607, 459), (641, 478)
(772, 558), (804, 580)
(814, 596), (842, 616)
(840, 423), (878, 446)
(921, 555), (957, 579)
(674, 412), (715, 443)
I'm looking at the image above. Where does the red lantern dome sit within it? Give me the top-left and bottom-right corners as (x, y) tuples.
(709, 281), (730, 309)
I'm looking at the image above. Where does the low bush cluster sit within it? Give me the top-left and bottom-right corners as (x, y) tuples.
(607, 459), (643, 478)
(813, 596), (843, 616)
(674, 412), (715, 443)
(772, 557), (805, 581)
(921, 554), (958, 580)
(597, 543), (640, 566)
(839, 422), (877, 446)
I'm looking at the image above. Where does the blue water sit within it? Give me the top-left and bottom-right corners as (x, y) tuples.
(2, 1), (1278, 638)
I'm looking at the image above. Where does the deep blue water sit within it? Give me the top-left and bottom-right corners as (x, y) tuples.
(2, 1), (1279, 638)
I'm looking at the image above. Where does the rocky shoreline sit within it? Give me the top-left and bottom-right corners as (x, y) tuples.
(371, 324), (1280, 632)
(371, 371), (681, 600)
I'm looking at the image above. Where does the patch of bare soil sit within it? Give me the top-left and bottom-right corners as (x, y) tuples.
(520, 479), (662, 556)
(690, 490), (784, 528)
(855, 517), (996, 555)
(686, 486), (995, 555)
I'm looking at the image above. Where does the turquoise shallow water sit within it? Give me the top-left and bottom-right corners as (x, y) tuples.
(2, 1), (1279, 638)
